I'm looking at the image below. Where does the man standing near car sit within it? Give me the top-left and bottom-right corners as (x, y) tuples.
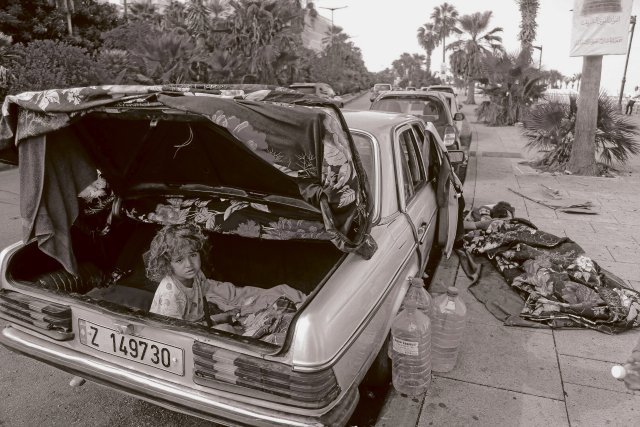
(625, 86), (640, 115)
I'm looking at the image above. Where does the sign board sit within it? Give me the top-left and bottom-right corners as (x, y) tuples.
(570, 0), (633, 56)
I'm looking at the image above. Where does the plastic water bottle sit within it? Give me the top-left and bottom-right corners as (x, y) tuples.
(389, 278), (433, 359)
(431, 286), (467, 373)
(390, 281), (432, 396)
(399, 277), (433, 318)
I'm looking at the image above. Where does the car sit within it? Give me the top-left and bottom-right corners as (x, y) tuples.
(0, 85), (464, 427)
(289, 82), (344, 107)
(369, 83), (392, 102)
(369, 90), (464, 151)
(427, 85), (456, 95)
(406, 86), (416, 91)
(437, 91), (472, 147)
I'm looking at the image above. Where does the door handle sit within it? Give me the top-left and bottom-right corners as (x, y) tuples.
(417, 222), (428, 236)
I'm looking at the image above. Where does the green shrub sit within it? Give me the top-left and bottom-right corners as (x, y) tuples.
(7, 39), (103, 94)
(522, 94), (640, 171)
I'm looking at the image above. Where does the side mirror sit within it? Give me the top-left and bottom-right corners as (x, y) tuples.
(447, 150), (467, 165)
(453, 112), (465, 121)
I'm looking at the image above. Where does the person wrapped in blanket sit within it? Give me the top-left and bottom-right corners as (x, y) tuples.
(145, 223), (305, 345)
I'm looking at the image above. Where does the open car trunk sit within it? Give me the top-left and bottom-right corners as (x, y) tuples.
(0, 85), (375, 351)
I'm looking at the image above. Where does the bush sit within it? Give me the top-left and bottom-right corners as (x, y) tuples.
(522, 94), (640, 171)
(7, 39), (104, 94)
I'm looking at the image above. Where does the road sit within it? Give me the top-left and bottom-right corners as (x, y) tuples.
(0, 94), (375, 427)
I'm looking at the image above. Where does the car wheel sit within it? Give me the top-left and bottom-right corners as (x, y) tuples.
(361, 337), (392, 389)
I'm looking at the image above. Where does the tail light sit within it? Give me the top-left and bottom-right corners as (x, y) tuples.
(0, 290), (73, 340)
(192, 341), (340, 409)
(444, 126), (457, 148)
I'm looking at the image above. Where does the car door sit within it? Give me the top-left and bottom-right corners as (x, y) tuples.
(394, 124), (437, 271)
(413, 122), (461, 259)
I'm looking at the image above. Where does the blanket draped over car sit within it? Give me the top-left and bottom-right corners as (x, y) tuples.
(463, 218), (640, 334)
(0, 85), (377, 274)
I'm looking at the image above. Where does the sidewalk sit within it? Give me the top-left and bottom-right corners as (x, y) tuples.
(376, 98), (640, 427)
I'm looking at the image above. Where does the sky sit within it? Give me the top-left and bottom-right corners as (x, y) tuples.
(314, 0), (640, 95)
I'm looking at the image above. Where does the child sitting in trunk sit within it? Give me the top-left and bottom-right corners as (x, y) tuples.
(145, 223), (224, 324)
(145, 223), (306, 340)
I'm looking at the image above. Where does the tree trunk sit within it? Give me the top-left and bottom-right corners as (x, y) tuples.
(466, 79), (476, 104)
(65, 0), (73, 36)
(426, 52), (431, 75)
(567, 55), (601, 175)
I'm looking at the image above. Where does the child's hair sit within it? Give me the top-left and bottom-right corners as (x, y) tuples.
(145, 223), (209, 283)
(490, 201), (515, 219)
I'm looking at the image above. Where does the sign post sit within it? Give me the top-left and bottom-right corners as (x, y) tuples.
(567, 0), (633, 175)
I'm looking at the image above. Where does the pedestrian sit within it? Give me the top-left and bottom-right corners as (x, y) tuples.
(625, 86), (640, 115)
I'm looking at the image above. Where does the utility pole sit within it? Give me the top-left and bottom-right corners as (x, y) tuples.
(319, 5), (347, 46)
(618, 15), (636, 110)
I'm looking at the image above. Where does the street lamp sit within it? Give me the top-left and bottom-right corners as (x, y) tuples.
(319, 5), (347, 46)
(618, 15), (637, 109)
(532, 45), (542, 70)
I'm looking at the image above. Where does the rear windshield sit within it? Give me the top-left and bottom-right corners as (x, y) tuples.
(371, 96), (448, 125)
(373, 84), (392, 91)
(429, 86), (455, 95)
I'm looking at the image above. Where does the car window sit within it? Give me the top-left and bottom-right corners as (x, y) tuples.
(398, 129), (425, 202)
(372, 96), (448, 125)
(319, 85), (335, 97)
(351, 132), (377, 202)
(411, 124), (439, 184)
(374, 84), (392, 91)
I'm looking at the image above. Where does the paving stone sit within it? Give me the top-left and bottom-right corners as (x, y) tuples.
(375, 388), (424, 427)
(417, 377), (568, 427)
(627, 280), (640, 292)
(564, 383), (640, 427)
(596, 260), (640, 282)
(554, 328), (640, 363)
(612, 211), (640, 225)
(559, 354), (640, 396)
(434, 322), (563, 399)
(606, 243), (640, 263)
(573, 243), (615, 262)
(556, 210), (619, 224)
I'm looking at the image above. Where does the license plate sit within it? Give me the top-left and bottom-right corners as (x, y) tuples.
(78, 319), (184, 375)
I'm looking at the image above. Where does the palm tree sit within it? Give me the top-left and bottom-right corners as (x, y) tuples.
(186, 0), (212, 40)
(430, 2), (460, 63)
(47, 0), (74, 36)
(416, 22), (439, 74)
(516, 0), (540, 64)
(447, 11), (503, 104)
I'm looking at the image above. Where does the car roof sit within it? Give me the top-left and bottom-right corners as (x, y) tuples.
(342, 109), (418, 135)
(373, 90), (448, 101)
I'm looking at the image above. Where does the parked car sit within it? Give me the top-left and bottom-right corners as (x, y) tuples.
(427, 85), (456, 95)
(406, 86), (416, 91)
(0, 85), (464, 427)
(369, 83), (392, 102)
(437, 91), (472, 147)
(289, 82), (344, 107)
(369, 90), (464, 151)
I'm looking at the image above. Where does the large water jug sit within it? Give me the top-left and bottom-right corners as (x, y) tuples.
(399, 277), (433, 318)
(390, 281), (432, 396)
(431, 286), (466, 373)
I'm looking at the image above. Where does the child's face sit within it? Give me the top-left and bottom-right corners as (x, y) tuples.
(170, 251), (201, 282)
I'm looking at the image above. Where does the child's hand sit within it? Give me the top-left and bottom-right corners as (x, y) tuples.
(209, 308), (241, 326)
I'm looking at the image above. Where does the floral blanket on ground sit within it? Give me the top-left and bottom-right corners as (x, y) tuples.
(463, 218), (640, 334)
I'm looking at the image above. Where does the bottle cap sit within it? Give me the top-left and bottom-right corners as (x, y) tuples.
(446, 286), (459, 296)
(611, 365), (627, 380)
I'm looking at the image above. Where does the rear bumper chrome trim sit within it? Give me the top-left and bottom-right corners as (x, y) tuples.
(0, 326), (358, 427)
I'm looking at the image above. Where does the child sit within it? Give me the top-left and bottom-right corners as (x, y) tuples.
(146, 223), (215, 323)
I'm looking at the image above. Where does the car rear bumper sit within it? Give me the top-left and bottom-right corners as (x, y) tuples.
(0, 326), (359, 427)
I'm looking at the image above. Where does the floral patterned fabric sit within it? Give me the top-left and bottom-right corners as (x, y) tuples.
(124, 196), (331, 241)
(0, 85), (376, 272)
(463, 219), (640, 334)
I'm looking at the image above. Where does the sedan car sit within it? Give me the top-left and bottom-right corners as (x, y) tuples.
(289, 82), (344, 107)
(437, 91), (472, 147)
(427, 85), (456, 95)
(0, 85), (463, 427)
(369, 90), (464, 151)
(369, 83), (392, 102)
